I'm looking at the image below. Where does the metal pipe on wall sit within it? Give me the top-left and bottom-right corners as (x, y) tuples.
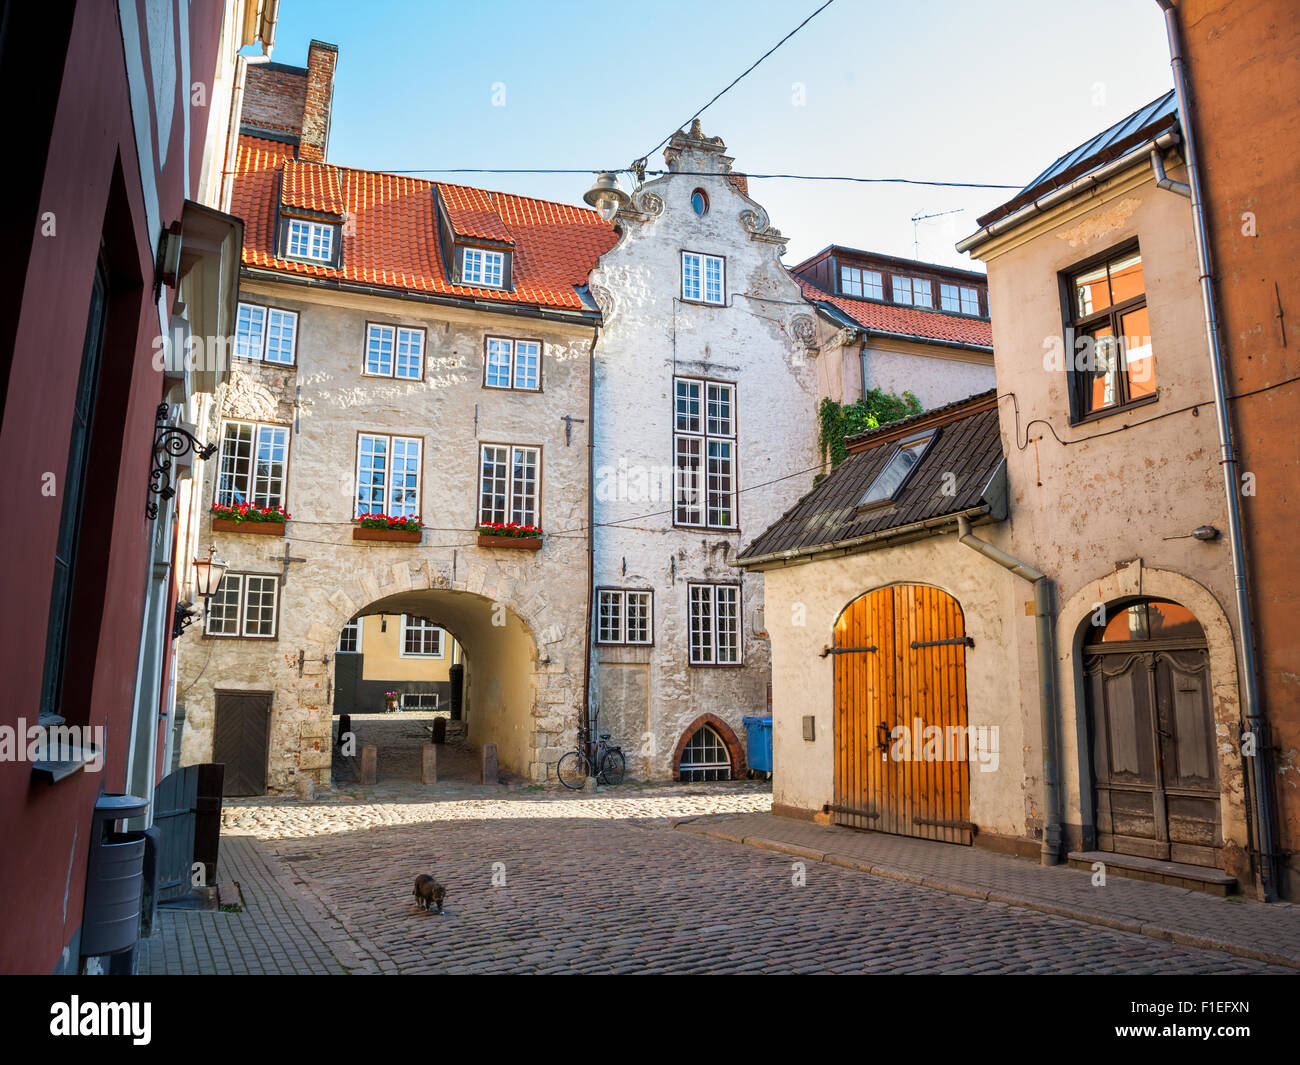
(1154, 0), (1277, 900)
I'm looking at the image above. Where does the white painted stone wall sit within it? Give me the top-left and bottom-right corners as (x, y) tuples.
(587, 124), (821, 779)
(860, 342), (995, 410)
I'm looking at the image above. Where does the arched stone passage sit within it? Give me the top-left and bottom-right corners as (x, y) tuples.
(672, 713), (746, 782)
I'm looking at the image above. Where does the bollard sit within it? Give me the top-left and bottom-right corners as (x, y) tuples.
(360, 743), (377, 785)
(295, 776), (316, 801)
(481, 742), (498, 785)
(421, 743), (437, 785)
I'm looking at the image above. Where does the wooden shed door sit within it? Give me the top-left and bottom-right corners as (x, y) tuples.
(832, 585), (973, 845)
(213, 692), (271, 796)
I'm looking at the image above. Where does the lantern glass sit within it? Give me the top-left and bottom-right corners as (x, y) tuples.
(193, 548), (229, 599)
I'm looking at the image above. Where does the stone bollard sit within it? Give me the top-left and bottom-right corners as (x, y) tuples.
(481, 742), (498, 785)
(360, 743), (378, 785)
(583, 776), (599, 793)
(421, 743), (437, 785)
(295, 775), (316, 801)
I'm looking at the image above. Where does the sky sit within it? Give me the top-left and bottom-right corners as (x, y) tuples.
(270, 0), (1174, 270)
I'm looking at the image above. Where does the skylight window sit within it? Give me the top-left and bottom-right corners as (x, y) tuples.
(858, 431), (936, 507)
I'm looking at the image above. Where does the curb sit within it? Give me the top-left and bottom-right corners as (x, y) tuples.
(673, 821), (1300, 971)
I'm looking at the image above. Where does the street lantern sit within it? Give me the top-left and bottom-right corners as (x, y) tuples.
(192, 544), (228, 601)
(583, 172), (630, 222)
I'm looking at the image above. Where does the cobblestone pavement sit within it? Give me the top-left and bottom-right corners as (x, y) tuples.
(171, 783), (1291, 974)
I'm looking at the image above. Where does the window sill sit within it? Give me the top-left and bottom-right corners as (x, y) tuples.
(679, 298), (726, 308)
(212, 518), (286, 536)
(1070, 391), (1159, 428)
(32, 746), (101, 784)
(482, 384), (542, 394)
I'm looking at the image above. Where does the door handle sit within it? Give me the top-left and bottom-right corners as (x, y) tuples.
(877, 721), (892, 753)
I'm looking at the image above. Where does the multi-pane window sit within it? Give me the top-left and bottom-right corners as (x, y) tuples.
(484, 337), (541, 391)
(402, 693), (440, 711)
(679, 725), (732, 782)
(892, 275), (932, 307)
(1067, 246), (1154, 419)
(681, 251), (725, 304)
(215, 421), (289, 509)
(840, 266), (884, 300)
(337, 618), (362, 653)
(673, 377), (736, 528)
(688, 583), (742, 665)
(596, 590), (654, 645)
(401, 615), (444, 657)
(463, 248), (505, 287)
(940, 283), (981, 316)
(479, 444), (540, 526)
(205, 573), (279, 638)
(364, 323), (424, 379)
(356, 433), (422, 518)
(235, 303), (298, 365)
(285, 218), (335, 262)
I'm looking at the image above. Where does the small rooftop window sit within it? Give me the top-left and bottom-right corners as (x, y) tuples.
(857, 430), (935, 508)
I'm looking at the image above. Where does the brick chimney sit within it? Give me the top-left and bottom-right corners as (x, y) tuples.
(299, 40), (337, 163)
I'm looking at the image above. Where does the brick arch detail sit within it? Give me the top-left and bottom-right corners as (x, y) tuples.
(671, 713), (747, 781)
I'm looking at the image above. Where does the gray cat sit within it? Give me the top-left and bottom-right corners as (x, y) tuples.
(413, 873), (446, 914)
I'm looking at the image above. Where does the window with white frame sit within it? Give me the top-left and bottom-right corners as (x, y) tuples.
(462, 247), (505, 287)
(484, 337), (541, 391)
(673, 377), (736, 528)
(840, 266), (884, 300)
(356, 433), (422, 518)
(285, 218), (335, 262)
(205, 573), (279, 638)
(401, 615), (444, 657)
(364, 323), (424, 379)
(478, 444), (539, 526)
(215, 420), (289, 509)
(336, 618), (362, 653)
(678, 724), (732, 782)
(596, 589), (654, 645)
(892, 275), (933, 307)
(235, 303), (298, 365)
(401, 693), (441, 711)
(940, 283), (981, 316)
(681, 251), (724, 304)
(688, 583), (741, 665)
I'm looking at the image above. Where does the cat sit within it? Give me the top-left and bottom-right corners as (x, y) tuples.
(412, 873), (446, 914)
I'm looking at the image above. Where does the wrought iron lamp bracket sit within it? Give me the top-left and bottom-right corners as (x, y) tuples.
(147, 402), (216, 518)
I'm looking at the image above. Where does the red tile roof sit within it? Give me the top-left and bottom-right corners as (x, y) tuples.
(232, 134), (616, 312)
(280, 158), (346, 216)
(796, 278), (993, 349)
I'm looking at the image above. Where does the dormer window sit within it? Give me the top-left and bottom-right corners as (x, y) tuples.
(857, 430), (936, 509)
(463, 248), (505, 287)
(285, 218), (336, 262)
(840, 266), (883, 300)
(892, 275), (932, 308)
(941, 283), (981, 316)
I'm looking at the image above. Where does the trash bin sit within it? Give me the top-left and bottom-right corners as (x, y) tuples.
(742, 716), (773, 779)
(81, 794), (149, 957)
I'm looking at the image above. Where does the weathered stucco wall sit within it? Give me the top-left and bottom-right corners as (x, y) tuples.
(176, 280), (593, 789)
(587, 126), (821, 779)
(861, 341), (994, 410)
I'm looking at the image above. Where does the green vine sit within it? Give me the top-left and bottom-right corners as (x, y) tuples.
(818, 389), (923, 469)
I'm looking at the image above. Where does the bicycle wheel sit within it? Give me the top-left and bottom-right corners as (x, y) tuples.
(599, 749), (626, 786)
(556, 750), (591, 789)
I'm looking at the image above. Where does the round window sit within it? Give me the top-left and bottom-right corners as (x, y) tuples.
(691, 189), (709, 216)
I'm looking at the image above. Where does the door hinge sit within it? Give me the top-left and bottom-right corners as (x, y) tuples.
(820, 644), (878, 657)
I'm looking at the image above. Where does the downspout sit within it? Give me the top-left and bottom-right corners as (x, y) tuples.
(957, 517), (1061, 866)
(580, 325), (598, 762)
(1154, 0), (1277, 900)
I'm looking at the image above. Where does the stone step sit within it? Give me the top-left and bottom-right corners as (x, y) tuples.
(1067, 850), (1237, 896)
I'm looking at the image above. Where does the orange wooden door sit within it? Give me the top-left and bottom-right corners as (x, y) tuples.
(832, 585), (973, 844)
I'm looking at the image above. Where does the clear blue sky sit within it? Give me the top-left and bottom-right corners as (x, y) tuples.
(271, 0), (1173, 269)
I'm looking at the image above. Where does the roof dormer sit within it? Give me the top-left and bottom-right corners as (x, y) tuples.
(434, 185), (516, 291)
(277, 159), (345, 267)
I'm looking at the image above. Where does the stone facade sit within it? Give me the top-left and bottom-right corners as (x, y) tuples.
(587, 122), (821, 780)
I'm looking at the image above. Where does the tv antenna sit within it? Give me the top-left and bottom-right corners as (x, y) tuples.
(911, 207), (964, 259)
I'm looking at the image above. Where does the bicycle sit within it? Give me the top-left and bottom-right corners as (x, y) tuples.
(556, 714), (625, 789)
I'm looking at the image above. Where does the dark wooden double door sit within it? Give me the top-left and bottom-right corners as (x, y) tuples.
(213, 691), (272, 796)
(1085, 640), (1220, 866)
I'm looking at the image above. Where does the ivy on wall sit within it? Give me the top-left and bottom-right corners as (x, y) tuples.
(818, 389), (923, 469)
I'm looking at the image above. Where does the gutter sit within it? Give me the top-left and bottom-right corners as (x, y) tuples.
(956, 516), (1061, 866)
(956, 129), (1182, 254)
(239, 267), (603, 328)
(1155, 0), (1277, 900)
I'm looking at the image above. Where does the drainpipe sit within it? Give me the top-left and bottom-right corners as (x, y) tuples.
(1154, 0), (1277, 900)
(580, 325), (598, 760)
(957, 517), (1061, 866)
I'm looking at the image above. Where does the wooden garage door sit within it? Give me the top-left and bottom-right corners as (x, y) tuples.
(212, 691), (272, 797)
(832, 585), (973, 845)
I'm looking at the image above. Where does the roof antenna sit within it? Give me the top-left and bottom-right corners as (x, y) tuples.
(910, 207), (964, 259)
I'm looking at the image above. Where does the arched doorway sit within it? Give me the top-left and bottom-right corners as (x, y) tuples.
(1083, 597), (1220, 866)
(831, 584), (973, 844)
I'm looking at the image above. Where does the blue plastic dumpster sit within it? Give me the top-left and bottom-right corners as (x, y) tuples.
(742, 716), (773, 779)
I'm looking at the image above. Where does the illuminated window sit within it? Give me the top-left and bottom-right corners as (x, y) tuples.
(1066, 246), (1154, 419)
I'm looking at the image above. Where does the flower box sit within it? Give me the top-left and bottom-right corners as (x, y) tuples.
(476, 534), (543, 550)
(212, 518), (286, 536)
(353, 527), (422, 544)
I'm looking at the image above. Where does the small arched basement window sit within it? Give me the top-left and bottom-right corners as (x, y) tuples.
(679, 724), (731, 782)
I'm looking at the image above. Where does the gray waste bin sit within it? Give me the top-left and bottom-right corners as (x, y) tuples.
(80, 793), (149, 957)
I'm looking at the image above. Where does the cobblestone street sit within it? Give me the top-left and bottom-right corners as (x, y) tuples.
(139, 783), (1291, 974)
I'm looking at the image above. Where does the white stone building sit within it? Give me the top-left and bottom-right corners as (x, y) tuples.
(586, 122), (821, 780)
